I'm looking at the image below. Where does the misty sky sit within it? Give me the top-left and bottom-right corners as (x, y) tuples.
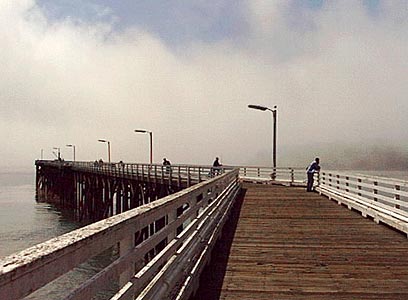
(1, 0), (407, 170)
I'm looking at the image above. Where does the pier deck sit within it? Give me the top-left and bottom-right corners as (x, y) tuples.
(193, 183), (408, 300)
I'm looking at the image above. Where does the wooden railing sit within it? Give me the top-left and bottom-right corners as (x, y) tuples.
(316, 171), (408, 236)
(37, 160), (223, 187)
(0, 168), (240, 300)
(236, 166), (307, 185)
(37, 161), (308, 187)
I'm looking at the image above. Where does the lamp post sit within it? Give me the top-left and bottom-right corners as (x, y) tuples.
(98, 139), (111, 163)
(248, 104), (278, 169)
(53, 147), (61, 160)
(66, 144), (76, 161)
(134, 129), (153, 164)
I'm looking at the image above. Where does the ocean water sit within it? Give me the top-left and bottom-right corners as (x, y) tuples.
(0, 172), (82, 258)
(0, 171), (117, 299)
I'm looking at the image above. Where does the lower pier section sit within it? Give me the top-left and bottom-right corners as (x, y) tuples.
(36, 162), (180, 221)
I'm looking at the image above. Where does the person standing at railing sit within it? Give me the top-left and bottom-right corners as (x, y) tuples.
(211, 157), (223, 177)
(306, 157), (320, 192)
(163, 158), (171, 173)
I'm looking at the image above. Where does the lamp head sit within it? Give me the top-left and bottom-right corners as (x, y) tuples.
(248, 104), (268, 111)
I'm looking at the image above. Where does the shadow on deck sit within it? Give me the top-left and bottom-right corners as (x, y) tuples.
(191, 183), (408, 300)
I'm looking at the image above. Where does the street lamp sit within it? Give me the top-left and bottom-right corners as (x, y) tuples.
(134, 129), (153, 164)
(248, 104), (278, 169)
(98, 139), (111, 163)
(53, 147), (61, 160)
(66, 144), (76, 161)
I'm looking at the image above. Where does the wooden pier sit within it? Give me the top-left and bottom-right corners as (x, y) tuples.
(35, 160), (209, 221)
(192, 183), (408, 299)
(2, 163), (408, 299)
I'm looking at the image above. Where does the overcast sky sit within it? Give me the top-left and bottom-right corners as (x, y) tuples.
(1, 0), (407, 171)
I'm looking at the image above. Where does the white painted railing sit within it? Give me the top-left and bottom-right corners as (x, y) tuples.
(37, 161), (309, 187)
(236, 166), (307, 185)
(38, 160), (221, 187)
(316, 171), (408, 236)
(0, 169), (240, 300)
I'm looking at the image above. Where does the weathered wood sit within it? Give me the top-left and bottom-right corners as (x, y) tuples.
(192, 183), (408, 300)
(35, 161), (198, 221)
(0, 168), (240, 300)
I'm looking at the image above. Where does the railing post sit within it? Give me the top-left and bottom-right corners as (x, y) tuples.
(166, 207), (178, 242)
(119, 235), (135, 292)
(290, 168), (294, 185)
(198, 167), (201, 182)
(373, 181), (378, 201)
(187, 167), (191, 187)
(336, 174), (340, 190)
(345, 176), (349, 192)
(178, 166), (181, 188)
(244, 167), (247, 177)
(168, 166), (172, 187)
(357, 178), (362, 196)
(395, 185), (401, 209)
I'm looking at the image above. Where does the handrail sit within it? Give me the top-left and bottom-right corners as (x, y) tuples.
(36, 160), (225, 187)
(1, 167), (240, 300)
(235, 165), (307, 185)
(36, 160), (308, 186)
(316, 170), (408, 235)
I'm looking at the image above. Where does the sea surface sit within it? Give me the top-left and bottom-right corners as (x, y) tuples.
(0, 172), (83, 258)
(0, 169), (407, 298)
(0, 171), (117, 299)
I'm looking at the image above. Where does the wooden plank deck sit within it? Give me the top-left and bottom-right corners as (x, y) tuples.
(191, 183), (408, 300)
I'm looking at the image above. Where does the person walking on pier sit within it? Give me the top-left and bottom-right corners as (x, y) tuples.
(306, 157), (320, 192)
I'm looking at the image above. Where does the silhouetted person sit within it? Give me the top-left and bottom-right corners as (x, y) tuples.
(163, 158), (171, 173)
(306, 157), (320, 192)
(163, 158), (171, 165)
(211, 157), (222, 176)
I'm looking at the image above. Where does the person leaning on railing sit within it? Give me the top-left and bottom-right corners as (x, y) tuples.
(306, 157), (320, 192)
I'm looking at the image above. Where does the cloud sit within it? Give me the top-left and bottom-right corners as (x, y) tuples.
(1, 0), (407, 170)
